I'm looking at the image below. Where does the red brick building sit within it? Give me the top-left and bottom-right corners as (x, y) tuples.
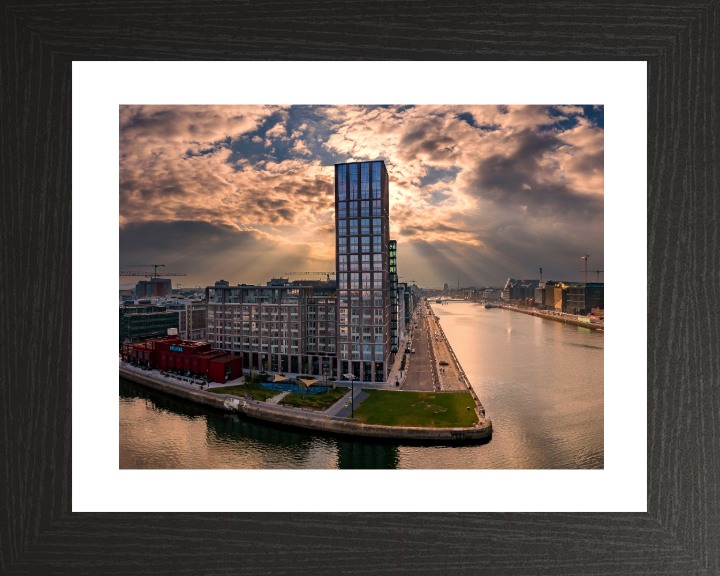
(121, 335), (242, 383)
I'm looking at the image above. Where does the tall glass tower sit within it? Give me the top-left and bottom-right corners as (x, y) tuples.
(389, 240), (398, 353)
(335, 160), (390, 382)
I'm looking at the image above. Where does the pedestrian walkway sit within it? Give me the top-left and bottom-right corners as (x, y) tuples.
(266, 390), (291, 405)
(325, 385), (366, 418)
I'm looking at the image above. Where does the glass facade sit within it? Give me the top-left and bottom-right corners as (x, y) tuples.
(389, 240), (398, 353)
(336, 160), (390, 381)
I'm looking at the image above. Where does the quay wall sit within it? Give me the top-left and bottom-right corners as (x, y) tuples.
(120, 367), (492, 442)
(494, 304), (604, 330)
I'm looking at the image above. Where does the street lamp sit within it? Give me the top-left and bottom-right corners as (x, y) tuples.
(343, 372), (357, 417)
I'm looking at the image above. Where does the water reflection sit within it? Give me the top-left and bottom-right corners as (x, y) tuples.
(120, 303), (603, 469)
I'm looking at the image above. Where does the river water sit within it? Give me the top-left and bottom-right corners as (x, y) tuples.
(120, 303), (603, 469)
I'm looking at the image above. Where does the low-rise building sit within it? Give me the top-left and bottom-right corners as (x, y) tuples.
(566, 283), (604, 316)
(544, 281), (567, 312)
(121, 334), (242, 383)
(119, 302), (179, 346)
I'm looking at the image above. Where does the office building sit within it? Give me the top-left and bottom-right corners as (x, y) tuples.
(135, 278), (172, 297)
(566, 283), (604, 316)
(544, 281), (567, 311)
(119, 302), (179, 346)
(335, 160), (390, 382)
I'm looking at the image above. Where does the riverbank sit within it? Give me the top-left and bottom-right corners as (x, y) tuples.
(120, 366), (492, 443)
(487, 303), (604, 330)
(427, 304), (486, 418)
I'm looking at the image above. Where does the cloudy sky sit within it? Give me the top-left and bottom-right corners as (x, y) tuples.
(119, 104), (603, 289)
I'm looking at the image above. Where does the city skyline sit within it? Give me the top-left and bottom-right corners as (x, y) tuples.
(119, 104), (604, 288)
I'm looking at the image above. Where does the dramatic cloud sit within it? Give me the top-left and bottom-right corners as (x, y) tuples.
(120, 105), (604, 288)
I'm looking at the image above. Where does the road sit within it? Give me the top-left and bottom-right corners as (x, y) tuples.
(401, 305), (437, 391)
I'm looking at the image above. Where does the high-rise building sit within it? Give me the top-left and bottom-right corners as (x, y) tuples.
(335, 160), (390, 382)
(389, 239), (398, 353)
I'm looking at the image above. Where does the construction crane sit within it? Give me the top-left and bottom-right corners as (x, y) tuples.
(579, 254), (590, 282)
(120, 264), (186, 279)
(285, 271), (336, 282)
(588, 270), (604, 282)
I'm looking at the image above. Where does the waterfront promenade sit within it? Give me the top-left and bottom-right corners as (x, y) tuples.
(118, 299), (490, 438)
(120, 363), (492, 442)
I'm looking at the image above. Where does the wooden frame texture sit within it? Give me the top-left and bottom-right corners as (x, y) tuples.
(1, 2), (718, 574)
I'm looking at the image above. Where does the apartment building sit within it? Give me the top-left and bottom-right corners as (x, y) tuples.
(205, 284), (338, 377)
(335, 160), (390, 382)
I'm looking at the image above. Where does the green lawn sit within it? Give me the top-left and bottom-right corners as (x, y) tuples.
(350, 390), (478, 428)
(280, 387), (349, 411)
(209, 382), (280, 402)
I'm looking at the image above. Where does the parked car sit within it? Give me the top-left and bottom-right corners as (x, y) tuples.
(411, 349), (416, 354)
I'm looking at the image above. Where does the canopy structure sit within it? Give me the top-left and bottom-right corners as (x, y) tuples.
(273, 374), (290, 383)
(298, 378), (318, 389)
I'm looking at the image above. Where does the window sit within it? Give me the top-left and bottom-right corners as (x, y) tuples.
(373, 218), (382, 234)
(337, 165), (346, 200)
(349, 204), (358, 217)
(363, 345), (372, 360)
(374, 274), (383, 289)
(350, 237), (358, 252)
(362, 254), (371, 270)
(361, 163), (370, 199)
(349, 164), (358, 200)
(373, 236), (382, 252)
(360, 237), (370, 252)
(362, 290), (372, 307)
(350, 219), (358, 235)
(361, 200), (369, 217)
(373, 199), (381, 216)
(373, 253), (382, 270)
(339, 292), (348, 306)
(338, 273), (348, 289)
(374, 295), (383, 307)
(362, 272), (371, 289)
(350, 254), (359, 270)
(338, 209), (346, 218)
(375, 345), (384, 360)
(351, 273), (359, 289)
(361, 219), (370, 234)
(338, 255), (347, 271)
(338, 220), (347, 235)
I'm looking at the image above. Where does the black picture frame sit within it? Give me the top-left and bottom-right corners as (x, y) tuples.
(2, 2), (718, 574)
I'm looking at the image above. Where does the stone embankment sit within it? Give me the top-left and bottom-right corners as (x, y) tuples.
(494, 304), (604, 330)
(120, 367), (492, 443)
